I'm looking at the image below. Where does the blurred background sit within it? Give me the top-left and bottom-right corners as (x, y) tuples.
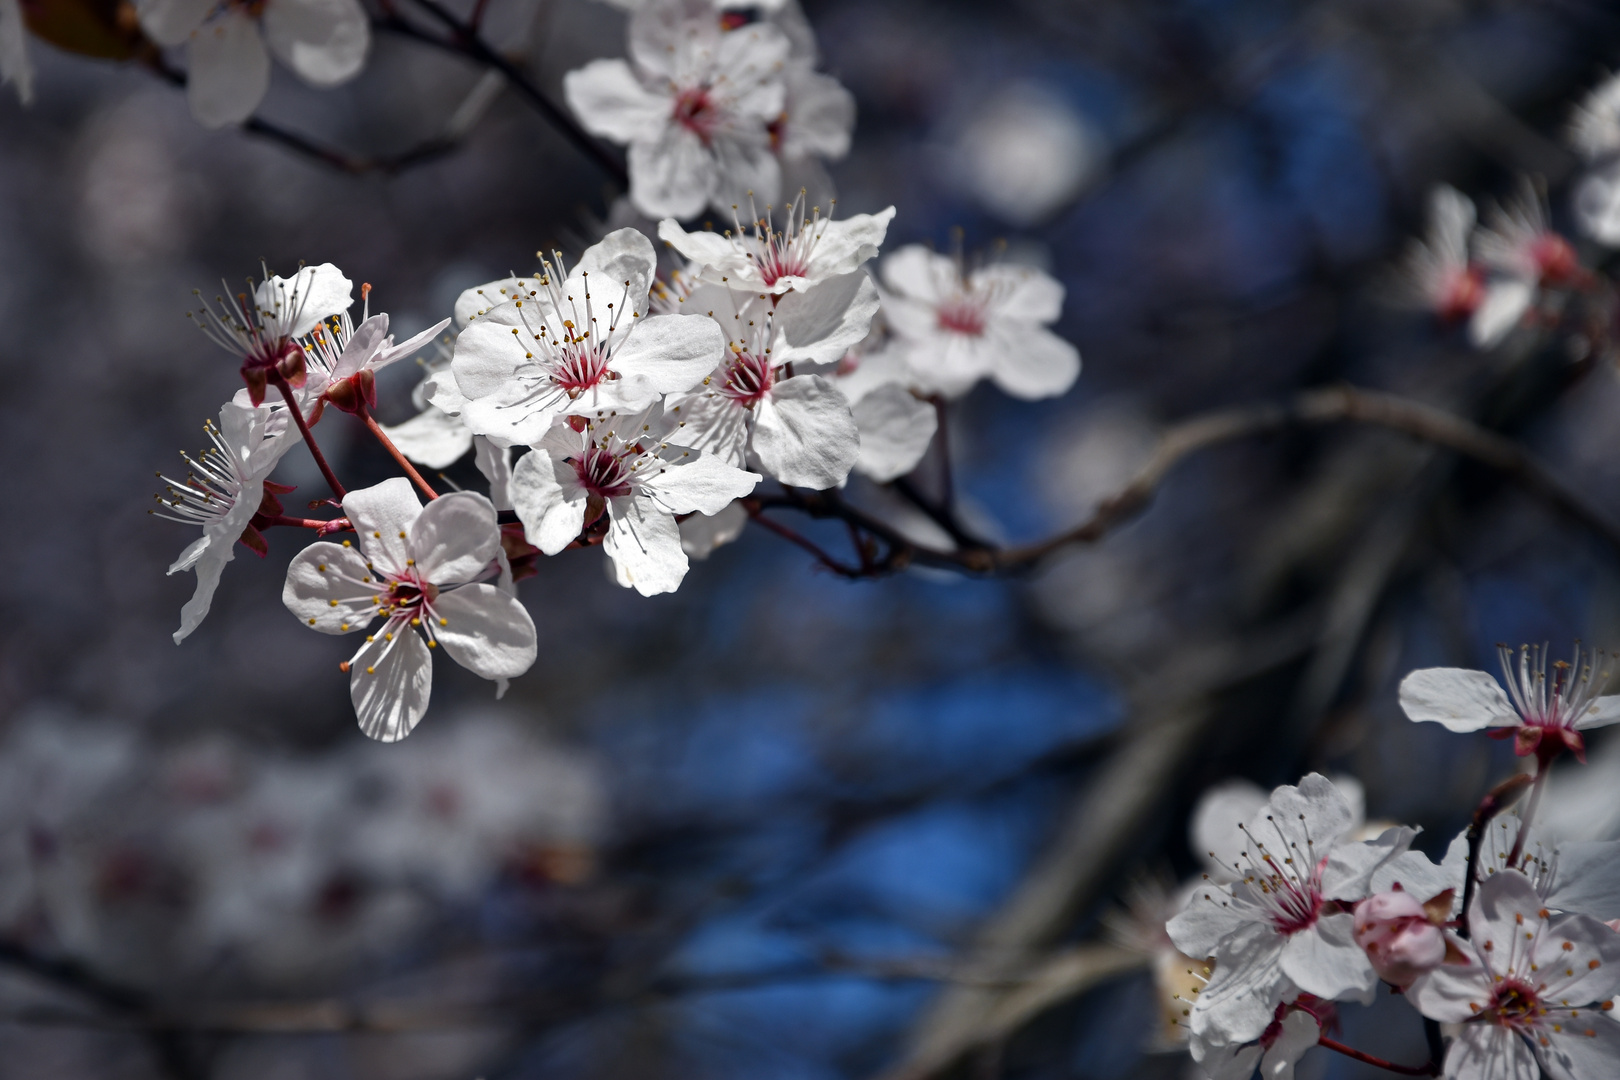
(4, 0), (1620, 1077)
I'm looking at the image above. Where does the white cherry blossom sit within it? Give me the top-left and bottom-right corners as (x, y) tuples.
(563, 5), (789, 218)
(297, 295), (450, 412)
(1468, 180), (1581, 348)
(774, 57), (855, 169)
(190, 262), (354, 405)
(451, 229), (724, 445)
(828, 344), (937, 483)
(657, 195), (893, 294)
(879, 244), (1080, 400)
(282, 479), (537, 741)
(664, 272), (877, 489)
(1399, 643), (1620, 760)
(0, 0), (31, 105)
(1166, 773), (1412, 1044)
(1407, 869), (1620, 1080)
(1569, 73), (1620, 162)
(509, 404), (760, 596)
(1189, 1000), (1324, 1080)
(156, 400), (296, 644)
(135, 0), (368, 128)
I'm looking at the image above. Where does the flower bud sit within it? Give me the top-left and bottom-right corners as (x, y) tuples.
(1353, 891), (1447, 987)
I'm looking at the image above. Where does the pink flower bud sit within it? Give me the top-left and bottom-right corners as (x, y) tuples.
(1353, 891), (1447, 987)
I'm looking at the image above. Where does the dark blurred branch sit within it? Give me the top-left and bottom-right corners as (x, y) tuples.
(751, 385), (1620, 577)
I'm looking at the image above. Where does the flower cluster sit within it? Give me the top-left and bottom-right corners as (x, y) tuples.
(1154, 643), (1620, 1080)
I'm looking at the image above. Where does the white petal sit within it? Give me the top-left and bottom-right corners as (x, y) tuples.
(1322, 825), (1416, 899)
(510, 447), (588, 556)
(374, 316), (451, 371)
(1539, 1013), (1620, 1080)
(642, 451), (761, 515)
(575, 229), (658, 317)
(281, 541), (376, 633)
(1574, 694), (1620, 730)
(1574, 162), (1620, 248)
(1259, 1009), (1320, 1080)
(473, 436), (514, 511)
(261, 0), (368, 87)
(1195, 926), (1290, 1044)
(1278, 913), (1376, 1003)
(349, 628), (432, 742)
(773, 271), (880, 367)
(628, 129), (715, 220)
(1445, 1024), (1538, 1080)
(801, 207), (894, 281)
(881, 245), (953, 304)
(409, 490), (499, 585)
(1469, 277), (1535, 348)
(657, 219), (751, 281)
(328, 312), (390, 380)
(976, 263), (1064, 323)
(610, 313), (726, 394)
(186, 11), (271, 128)
(710, 132), (782, 212)
(851, 383), (936, 483)
(135, 0), (214, 46)
(751, 375), (859, 489)
(1398, 667), (1520, 732)
(1547, 840), (1620, 920)
(1166, 885), (1249, 959)
(985, 323), (1080, 400)
(779, 64), (855, 161)
(1190, 779), (1269, 882)
(564, 59), (670, 144)
(342, 477), (423, 575)
(256, 262), (354, 338)
(454, 275), (542, 327)
(431, 584), (536, 681)
(378, 408), (473, 470)
(1370, 848), (1464, 904)
(1406, 949), (1488, 1023)
(603, 496), (688, 596)
(680, 500), (748, 559)
(170, 530), (239, 645)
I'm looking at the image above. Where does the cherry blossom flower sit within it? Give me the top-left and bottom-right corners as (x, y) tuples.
(563, 4), (790, 218)
(829, 343), (937, 483)
(297, 294), (450, 416)
(135, 0), (368, 129)
(657, 195), (893, 295)
(155, 400), (297, 644)
(1352, 888), (1457, 987)
(1407, 869), (1620, 1080)
(190, 262), (354, 405)
(1569, 78), (1620, 245)
(1399, 643), (1620, 761)
(773, 58), (856, 191)
(1189, 997), (1329, 1080)
(508, 404), (760, 596)
(451, 229), (724, 445)
(1393, 185), (1484, 323)
(0, 0), (31, 105)
(1468, 180), (1581, 348)
(879, 244), (1080, 400)
(1166, 773), (1412, 1044)
(1569, 73), (1620, 162)
(282, 479), (537, 741)
(664, 272), (877, 489)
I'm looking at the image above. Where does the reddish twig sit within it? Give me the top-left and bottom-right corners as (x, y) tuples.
(359, 410), (439, 500)
(1317, 1035), (1439, 1076)
(267, 374), (346, 499)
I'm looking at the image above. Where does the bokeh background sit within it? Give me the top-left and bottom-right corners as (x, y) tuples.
(4, 0), (1620, 1077)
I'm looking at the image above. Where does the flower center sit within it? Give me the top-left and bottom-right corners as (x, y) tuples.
(1531, 234), (1578, 284)
(550, 331), (618, 398)
(1487, 979), (1542, 1032)
(574, 446), (635, 499)
(673, 87), (720, 144)
(719, 351), (775, 406)
(1262, 854), (1327, 936)
(936, 296), (988, 337)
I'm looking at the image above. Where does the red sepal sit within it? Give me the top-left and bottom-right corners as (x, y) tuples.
(237, 524), (269, 558)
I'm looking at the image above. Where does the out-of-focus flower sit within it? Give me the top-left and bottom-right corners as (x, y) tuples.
(666, 273), (877, 489)
(564, 4), (789, 218)
(657, 196), (894, 295)
(282, 480), (537, 741)
(879, 244), (1080, 400)
(1398, 643), (1620, 761)
(1407, 869), (1620, 1080)
(451, 229), (723, 445)
(1393, 185), (1484, 324)
(510, 404), (759, 595)
(134, 0), (368, 128)
(0, 0), (32, 104)
(1166, 774), (1411, 1044)
(774, 58), (854, 167)
(190, 262), (354, 405)
(952, 84), (1103, 226)
(592, 0), (790, 11)
(1569, 73), (1620, 162)
(1469, 179), (1581, 348)
(1189, 997), (1328, 1080)
(156, 400), (296, 644)
(679, 498), (748, 559)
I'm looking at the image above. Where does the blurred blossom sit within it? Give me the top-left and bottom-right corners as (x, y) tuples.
(951, 84), (1104, 227)
(76, 97), (197, 267)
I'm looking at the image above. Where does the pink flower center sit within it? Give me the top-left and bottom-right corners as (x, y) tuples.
(718, 351), (775, 407)
(1530, 233), (1578, 285)
(673, 87), (720, 145)
(936, 296), (988, 337)
(551, 338), (617, 398)
(1436, 267), (1485, 322)
(1486, 979), (1542, 1032)
(573, 446), (635, 499)
(1264, 854), (1327, 936)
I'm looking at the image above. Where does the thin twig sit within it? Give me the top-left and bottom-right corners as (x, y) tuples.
(1317, 1035), (1439, 1077)
(268, 374), (347, 499)
(360, 409), (439, 500)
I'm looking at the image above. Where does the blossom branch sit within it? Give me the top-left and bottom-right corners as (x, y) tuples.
(753, 386), (1620, 577)
(743, 504), (865, 578)
(268, 374), (347, 498)
(1459, 772), (1534, 937)
(358, 409), (439, 500)
(1316, 1035), (1439, 1077)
